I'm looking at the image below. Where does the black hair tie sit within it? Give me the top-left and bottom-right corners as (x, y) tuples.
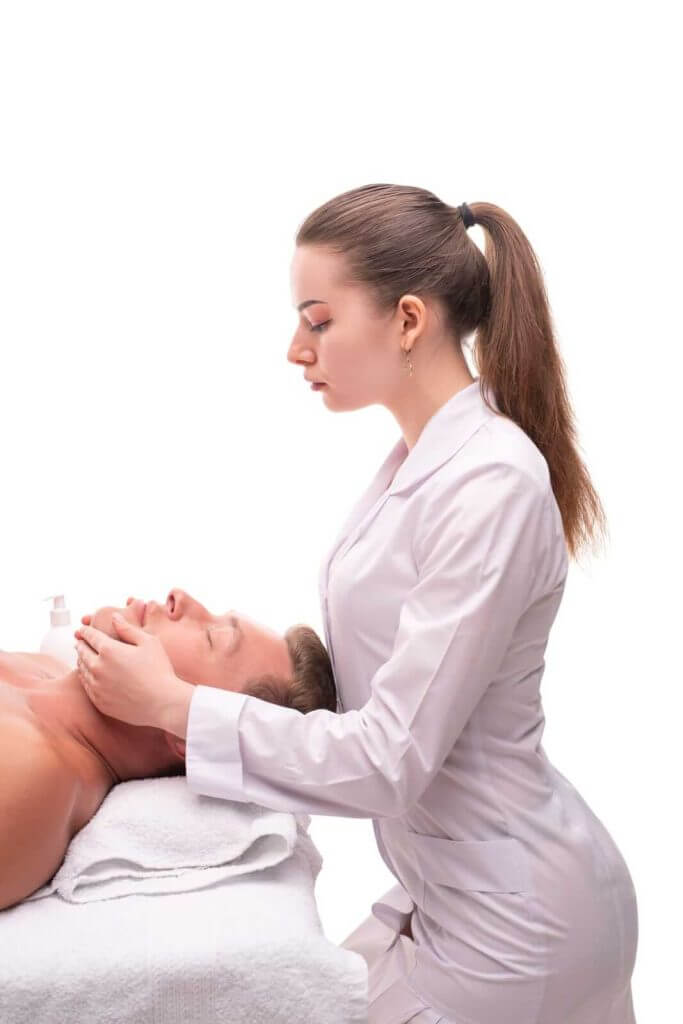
(458, 202), (475, 229)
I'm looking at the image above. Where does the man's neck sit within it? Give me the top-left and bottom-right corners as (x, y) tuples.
(32, 670), (184, 785)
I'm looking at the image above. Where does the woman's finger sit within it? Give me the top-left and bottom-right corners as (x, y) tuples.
(74, 624), (107, 654)
(77, 654), (96, 684)
(81, 614), (92, 625)
(76, 658), (91, 691)
(75, 639), (97, 672)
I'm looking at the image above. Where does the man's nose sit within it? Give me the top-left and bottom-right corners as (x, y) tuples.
(167, 588), (208, 621)
(166, 588), (185, 620)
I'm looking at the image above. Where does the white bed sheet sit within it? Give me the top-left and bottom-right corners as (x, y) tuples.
(0, 840), (368, 1024)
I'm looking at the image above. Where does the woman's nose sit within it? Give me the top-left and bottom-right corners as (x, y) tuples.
(287, 337), (316, 366)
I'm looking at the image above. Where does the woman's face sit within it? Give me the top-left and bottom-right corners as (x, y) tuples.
(89, 589), (293, 692)
(288, 244), (407, 410)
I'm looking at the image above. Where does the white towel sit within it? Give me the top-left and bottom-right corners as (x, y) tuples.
(25, 776), (321, 903)
(1, 837), (367, 1024)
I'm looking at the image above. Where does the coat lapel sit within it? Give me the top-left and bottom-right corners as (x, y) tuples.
(318, 378), (499, 599)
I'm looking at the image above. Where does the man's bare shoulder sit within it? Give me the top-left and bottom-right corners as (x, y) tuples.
(1, 712), (80, 801)
(0, 718), (82, 910)
(0, 650), (69, 687)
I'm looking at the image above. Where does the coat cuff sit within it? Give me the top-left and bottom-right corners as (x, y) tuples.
(185, 684), (249, 800)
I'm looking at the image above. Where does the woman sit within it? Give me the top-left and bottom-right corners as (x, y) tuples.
(74, 185), (639, 1023)
(0, 591), (333, 911)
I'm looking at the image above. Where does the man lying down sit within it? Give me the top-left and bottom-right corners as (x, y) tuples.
(0, 588), (336, 912)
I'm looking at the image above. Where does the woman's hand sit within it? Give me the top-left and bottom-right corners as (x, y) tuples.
(79, 595), (138, 628)
(74, 614), (192, 732)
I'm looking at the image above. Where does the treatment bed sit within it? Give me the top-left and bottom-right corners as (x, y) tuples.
(0, 778), (368, 1024)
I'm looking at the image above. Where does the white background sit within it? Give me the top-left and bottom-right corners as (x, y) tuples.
(0, 3), (679, 1018)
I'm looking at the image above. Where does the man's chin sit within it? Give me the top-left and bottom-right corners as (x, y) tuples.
(92, 610), (137, 638)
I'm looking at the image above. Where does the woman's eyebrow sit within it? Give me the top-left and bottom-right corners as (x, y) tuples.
(297, 299), (326, 312)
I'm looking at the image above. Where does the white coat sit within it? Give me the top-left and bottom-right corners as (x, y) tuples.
(185, 378), (638, 1023)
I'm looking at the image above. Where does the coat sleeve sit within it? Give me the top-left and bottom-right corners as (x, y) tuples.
(185, 462), (551, 818)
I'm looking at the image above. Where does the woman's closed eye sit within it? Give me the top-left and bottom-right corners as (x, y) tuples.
(309, 321), (330, 333)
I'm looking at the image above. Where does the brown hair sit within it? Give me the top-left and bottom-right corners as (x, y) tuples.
(241, 623), (338, 714)
(295, 184), (607, 563)
(161, 624), (337, 778)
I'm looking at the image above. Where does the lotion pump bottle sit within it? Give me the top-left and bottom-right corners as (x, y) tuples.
(40, 594), (77, 669)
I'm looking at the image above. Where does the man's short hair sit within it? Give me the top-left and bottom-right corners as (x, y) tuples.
(161, 624), (337, 778)
(243, 623), (338, 714)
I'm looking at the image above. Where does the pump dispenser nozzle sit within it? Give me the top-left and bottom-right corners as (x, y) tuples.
(43, 594), (71, 628)
(39, 593), (77, 668)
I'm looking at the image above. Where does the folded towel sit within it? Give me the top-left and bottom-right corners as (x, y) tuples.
(25, 776), (320, 903)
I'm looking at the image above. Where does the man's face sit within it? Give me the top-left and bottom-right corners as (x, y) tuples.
(89, 588), (293, 693)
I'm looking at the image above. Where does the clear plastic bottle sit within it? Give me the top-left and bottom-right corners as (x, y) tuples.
(39, 594), (77, 669)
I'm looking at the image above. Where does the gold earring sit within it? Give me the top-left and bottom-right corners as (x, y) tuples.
(403, 348), (414, 376)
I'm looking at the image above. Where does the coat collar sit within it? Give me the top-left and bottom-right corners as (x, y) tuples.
(386, 377), (499, 497)
(320, 378), (499, 592)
